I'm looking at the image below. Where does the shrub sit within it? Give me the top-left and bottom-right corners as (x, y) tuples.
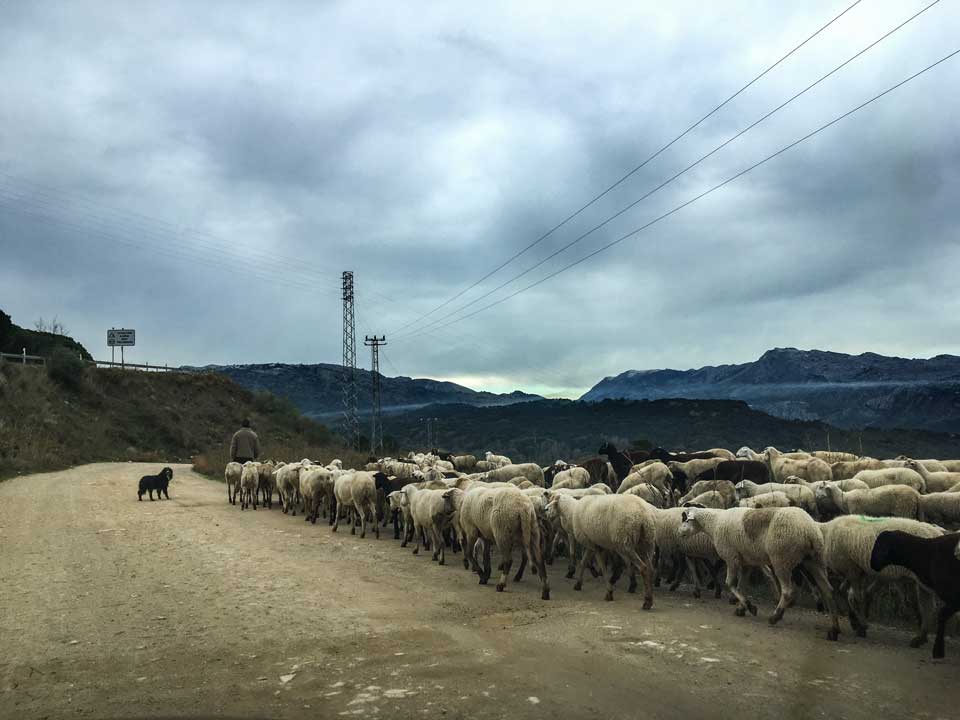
(47, 348), (86, 390)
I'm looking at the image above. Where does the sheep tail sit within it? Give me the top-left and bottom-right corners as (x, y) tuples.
(519, 504), (543, 566)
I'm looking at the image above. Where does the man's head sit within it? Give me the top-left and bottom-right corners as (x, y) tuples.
(242, 418), (251, 428)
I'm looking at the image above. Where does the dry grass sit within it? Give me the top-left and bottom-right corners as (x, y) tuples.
(0, 362), (354, 480)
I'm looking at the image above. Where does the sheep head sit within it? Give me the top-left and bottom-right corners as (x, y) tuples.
(679, 507), (705, 537)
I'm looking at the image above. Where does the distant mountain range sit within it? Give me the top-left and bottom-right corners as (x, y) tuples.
(186, 362), (542, 418)
(580, 348), (960, 432)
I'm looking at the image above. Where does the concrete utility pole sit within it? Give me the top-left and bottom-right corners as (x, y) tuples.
(341, 271), (359, 449)
(364, 335), (386, 455)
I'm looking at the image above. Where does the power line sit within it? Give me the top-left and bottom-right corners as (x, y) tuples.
(395, 0), (941, 340)
(401, 47), (960, 335)
(389, 0), (866, 334)
(0, 197), (343, 297)
(0, 185), (345, 294)
(0, 171), (344, 283)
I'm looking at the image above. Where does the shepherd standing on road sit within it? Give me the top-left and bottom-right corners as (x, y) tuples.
(230, 418), (260, 464)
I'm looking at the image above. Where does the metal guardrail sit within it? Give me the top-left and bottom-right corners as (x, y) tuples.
(0, 349), (189, 373)
(90, 359), (189, 373)
(0, 350), (46, 366)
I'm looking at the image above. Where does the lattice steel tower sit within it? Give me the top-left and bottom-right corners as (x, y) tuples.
(341, 271), (359, 449)
(364, 335), (386, 454)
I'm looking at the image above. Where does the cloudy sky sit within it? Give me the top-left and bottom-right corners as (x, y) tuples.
(2, 1), (958, 398)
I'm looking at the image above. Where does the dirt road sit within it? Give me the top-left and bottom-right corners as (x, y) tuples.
(1, 463), (957, 719)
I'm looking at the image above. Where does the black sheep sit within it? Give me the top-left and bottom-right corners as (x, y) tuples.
(138, 467), (173, 501)
(597, 442), (642, 483)
(871, 531), (960, 659)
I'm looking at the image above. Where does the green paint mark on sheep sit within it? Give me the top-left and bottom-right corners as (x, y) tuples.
(856, 515), (887, 523)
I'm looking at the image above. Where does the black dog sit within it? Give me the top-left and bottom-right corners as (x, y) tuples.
(138, 467), (173, 501)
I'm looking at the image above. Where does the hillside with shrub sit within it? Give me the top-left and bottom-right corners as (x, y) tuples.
(0, 309), (93, 361)
(0, 359), (362, 480)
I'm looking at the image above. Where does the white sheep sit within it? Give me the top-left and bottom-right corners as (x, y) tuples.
(344, 470), (380, 540)
(679, 480), (736, 507)
(734, 480), (818, 517)
(239, 462), (259, 510)
(812, 451), (858, 463)
(545, 493), (656, 606)
(551, 466), (591, 490)
(275, 462), (304, 516)
(814, 483), (921, 520)
(402, 485), (452, 562)
(678, 506), (840, 639)
(819, 515), (943, 647)
(763, 447), (832, 484)
(484, 451), (512, 468)
(619, 462), (673, 498)
(224, 461), (242, 505)
(483, 462), (545, 486)
(621, 483), (668, 507)
(300, 466), (333, 524)
(894, 456), (949, 473)
(916, 492), (960, 529)
(785, 475), (869, 492)
(649, 506), (723, 599)
(451, 454), (477, 472)
(445, 485), (549, 599)
(257, 460), (276, 508)
(902, 459), (960, 493)
(666, 458), (724, 486)
(683, 490), (729, 509)
(739, 491), (792, 509)
(831, 458), (885, 480)
(850, 467), (926, 493)
(331, 472), (357, 533)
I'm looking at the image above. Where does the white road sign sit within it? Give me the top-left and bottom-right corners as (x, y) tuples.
(107, 328), (136, 347)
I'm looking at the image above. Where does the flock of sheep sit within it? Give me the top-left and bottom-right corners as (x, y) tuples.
(222, 444), (960, 660)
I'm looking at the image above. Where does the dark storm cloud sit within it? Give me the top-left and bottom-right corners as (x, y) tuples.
(1, 1), (958, 397)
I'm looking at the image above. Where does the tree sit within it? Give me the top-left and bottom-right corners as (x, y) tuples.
(34, 316), (69, 336)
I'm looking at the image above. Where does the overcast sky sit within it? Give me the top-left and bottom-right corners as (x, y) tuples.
(2, 1), (959, 398)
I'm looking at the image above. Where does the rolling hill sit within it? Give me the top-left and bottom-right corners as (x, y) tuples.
(189, 362), (542, 418)
(581, 348), (960, 432)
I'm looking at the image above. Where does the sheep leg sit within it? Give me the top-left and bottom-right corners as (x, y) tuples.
(845, 578), (869, 637)
(682, 557), (703, 598)
(331, 501), (341, 533)
(526, 526), (550, 601)
(354, 502), (366, 539)
(625, 548), (655, 610)
(933, 603), (956, 659)
(573, 547), (596, 592)
(481, 539), (493, 584)
(595, 551), (615, 600)
(725, 561), (755, 617)
(496, 541), (514, 592)
(435, 526), (445, 565)
(910, 583), (935, 648)
(769, 565), (795, 625)
(564, 533), (577, 579)
(411, 520), (422, 555)
(513, 550), (527, 582)
(801, 559), (841, 641)
(392, 509), (400, 540)
(371, 501), (380, 539)
(431, 526), (441, 562)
